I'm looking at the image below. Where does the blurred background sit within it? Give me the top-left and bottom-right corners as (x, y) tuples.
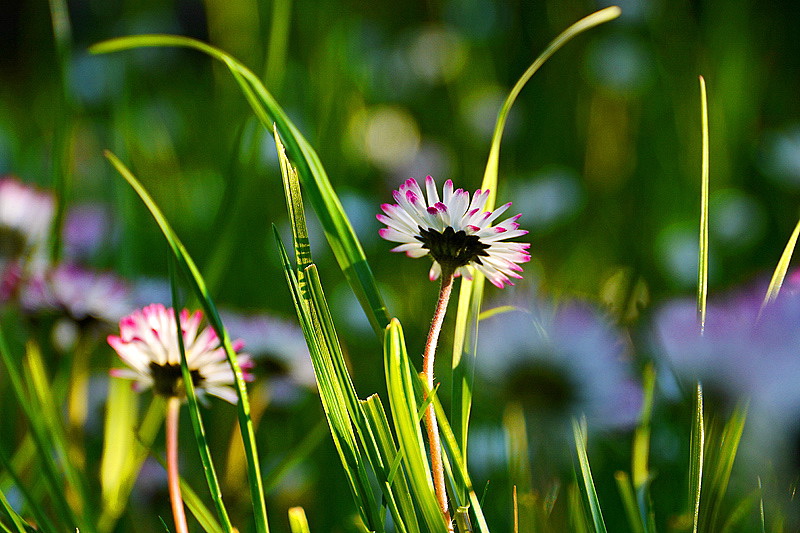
(2, 0), (800, 531)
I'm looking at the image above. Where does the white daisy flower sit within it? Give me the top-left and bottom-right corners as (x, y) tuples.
(377, 176), (531, 288)
(108, 304), (253, 404)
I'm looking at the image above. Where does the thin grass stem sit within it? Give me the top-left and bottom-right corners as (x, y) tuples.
(423, 268), (455, 530)
(166, 397), (189, 533)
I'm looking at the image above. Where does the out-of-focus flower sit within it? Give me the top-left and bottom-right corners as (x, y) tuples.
(220, 310), (315, 399)
(0, 177), (54, 262)
(108, 304), (253, 403)
(377, 176), (530, 287)
(477, 298), (642, 430)
(654, 283), (800, 421)
(20, 263), (132, 324)
(63, 204), (114, 260)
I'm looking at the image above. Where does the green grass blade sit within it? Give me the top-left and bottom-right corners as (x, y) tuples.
(689, 383), (705, 533)
(0, 445), (58, 533)
(361, 395), (418, 533)
(702, 404), (748, 531)
(274, 232), (380, 530)
(288, 507), (311, 533)
(0, 325), (78, 529)
(449, 7), (621, 501)
(384, 319), (448, 533)
(99, 377), (138, 527)
(0, 484), (33, 533)
(168, 259), (235, 533)
(104, 151), (266, 533)
(697, 75), (710, 332)
(761, 217), (800, 312)
(481, 5), (621, 199)
(614, 472), (645, 533)
(23, 342), (92, 531)
(572, 419), (607, 533)
(91, 35), (390, 334)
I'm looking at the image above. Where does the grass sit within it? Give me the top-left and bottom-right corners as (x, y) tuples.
(0, 2), (798, 532)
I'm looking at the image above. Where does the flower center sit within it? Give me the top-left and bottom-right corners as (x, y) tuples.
(149, 362), (204, 398)
(416, 226), (490, 270)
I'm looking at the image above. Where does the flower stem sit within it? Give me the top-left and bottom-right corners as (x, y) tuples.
(423, 267), (455, 530)
(166, 396), (189, 533)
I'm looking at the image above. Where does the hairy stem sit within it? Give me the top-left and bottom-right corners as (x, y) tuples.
(166, 396), (189, 533)
(423, 267), (455, 530)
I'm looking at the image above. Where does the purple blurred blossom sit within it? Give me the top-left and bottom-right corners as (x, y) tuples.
(20, 262), (133, 324)
(477, 296), (643, 431)
(63, 203), (114, 260)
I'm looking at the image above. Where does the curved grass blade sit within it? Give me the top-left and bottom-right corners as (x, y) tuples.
(169, 259), (235, 533)
(450, 6), (621, 499)
(572, 419), (607, 533)
(697, 76), (710, 333)
(614, 472), (645, 533)
(701, 404), (747, 531)
(104, 151), (266, 533)
(689, 383), (705, 533)
(0, 445), (58, 533)
(760, 217), (800, 313)
(90, 35), (390, 335)
(0, 485), (33, 533)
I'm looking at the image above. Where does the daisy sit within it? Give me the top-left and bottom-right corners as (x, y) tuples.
(377, 176), (530, 288)
(108, 303), (253, 404)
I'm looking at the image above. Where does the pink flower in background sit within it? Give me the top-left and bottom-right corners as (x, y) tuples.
(377, 176), (530, 288)
(21, 263), (132, 324)
(0, 177), (54, 261)
(108, 304), (253, 403)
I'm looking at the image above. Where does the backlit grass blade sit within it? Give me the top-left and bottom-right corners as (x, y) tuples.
(384, 319), (449, 533)
(689, 383), (705, 533)
(0, 484), (32, 533)
(104, 151), (266, 533)
(179, 477), (225, 533)
(614, 472), (645, 533)
(288, 507), (311, 533)
(700, 404), (747, 531)
(275, 233), (380, 530)
(98, 394), (164, 533)
(169, 259), (235, 533)
(572, 419), (607, 533)
(450, 7), (621, 499)
(697, 76), (710, 332)
(91, 35), (391, 335)
(361, 395), (419, 533)
(0, 445), (58, 533)
(23, 341), (93, 531)
(0, 325), (79, 529)
(632, 364), (656, 529)
(761, 217), (800, 312)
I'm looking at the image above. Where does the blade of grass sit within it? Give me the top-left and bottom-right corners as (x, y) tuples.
(450, 6), (621, 500)
(632, 364), (656, 529)
(0, 445), (58, 533)
(23, 341), (93, 530)
(0, 325), (78, 529)
(0, 485), (32, 533)
(98, 395), (164, 533)
(104, 151), (264, 533)
(760, 217), (800, 313)
(91, 35), (390, 334)
(689, 383), (705, 533)
(614, 472), (645, 533)
(288, 507), (311, 533)
(168, 257), (235, 533)
(702, 404), (748, 531)
(384, 319), (449, 533)
(572, 419), (607, 533)
(697, 75), (710, 332)
(275, 233), (380, 530)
